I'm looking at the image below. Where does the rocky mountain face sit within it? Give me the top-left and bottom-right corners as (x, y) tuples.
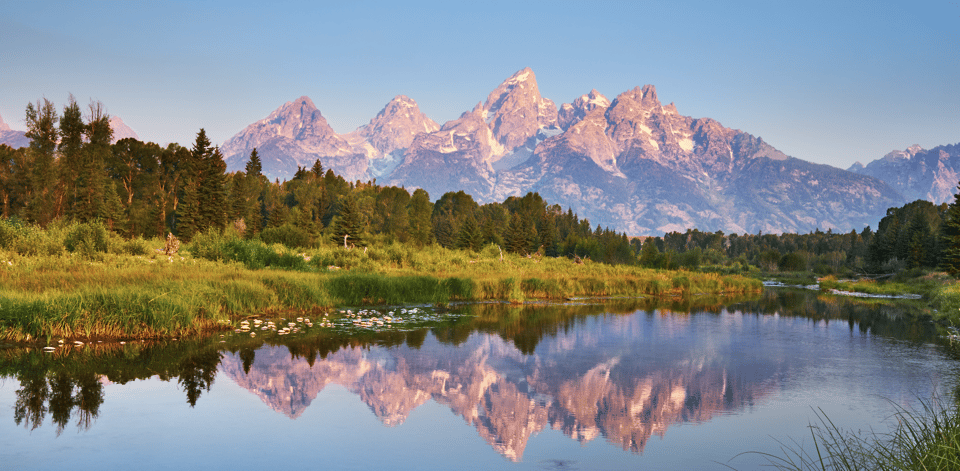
(849, 143), (960, 205)
(219, 68), (911, 235)
(220, 96), (368, 181)
(342, 95), (440, 179)
(498, 84), (903, 234)
(0, 112), (29, 149)
(109, 116), (139, 142)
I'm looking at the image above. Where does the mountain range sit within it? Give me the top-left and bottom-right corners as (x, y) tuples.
(3, 70), (956, 235)
(219, 68), (953, 235)
(849, 143), (960, 205)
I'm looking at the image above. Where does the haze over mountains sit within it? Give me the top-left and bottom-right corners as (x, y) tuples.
(221, 68), (948, 235)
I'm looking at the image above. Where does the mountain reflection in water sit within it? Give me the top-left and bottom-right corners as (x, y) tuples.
(2, 290), (955, 467)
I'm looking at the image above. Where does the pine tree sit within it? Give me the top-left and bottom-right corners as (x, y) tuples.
(941, 181), (960, 275)
(99, 181), (126, 232)
(58, 96), (84, 217)
(244, 148), (262, 177)
(24, 98), (59, 225)
(331, 195), (364, 247)
(455, 215), (482, 251)
(75, 101), (112, 223)
(198, 146), (228, 231)
(311, 159), (324, 178)
(408, 188), (433, 246)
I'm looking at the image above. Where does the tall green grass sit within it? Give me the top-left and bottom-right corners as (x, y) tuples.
(746, 399), (960, 470)
(0, 225), (763, 343)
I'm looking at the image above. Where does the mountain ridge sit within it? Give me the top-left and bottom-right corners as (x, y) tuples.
(208, 68), (916, 234)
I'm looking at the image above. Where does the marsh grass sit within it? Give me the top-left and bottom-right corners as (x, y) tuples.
(740, 398), (960, 471)
(0, 227), (763, 343)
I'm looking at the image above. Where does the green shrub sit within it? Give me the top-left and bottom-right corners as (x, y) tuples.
(0, 218), (23, 249)
(189, 229), (233, 261)
(260, 223), (311, 249)
(64, 222), (109, 258)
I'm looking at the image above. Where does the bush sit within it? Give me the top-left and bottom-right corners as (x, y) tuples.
(64, 222), (109, 258)
(0, 218), (23, 249)
(260, 223), (311, 249)
(189, 229), (231, 261)
(778, 251), (807, 272)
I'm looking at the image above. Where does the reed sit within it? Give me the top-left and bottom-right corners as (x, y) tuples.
(743, 398), (960, 470)
(0, 231), (763, 343)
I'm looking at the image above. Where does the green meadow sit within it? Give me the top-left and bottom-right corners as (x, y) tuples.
(0, 222), (762, 344)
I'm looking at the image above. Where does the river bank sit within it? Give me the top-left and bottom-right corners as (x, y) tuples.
(0, 244), (762, 345)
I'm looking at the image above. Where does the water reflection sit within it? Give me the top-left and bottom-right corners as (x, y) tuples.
(2, 340), (223, 434)
(1, 290), (956, 465)
(219, 309), (787, 461)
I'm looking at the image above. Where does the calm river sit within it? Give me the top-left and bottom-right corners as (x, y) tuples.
(1, 290), (958, 470)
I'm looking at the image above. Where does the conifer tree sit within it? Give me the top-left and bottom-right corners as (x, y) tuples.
(75, 101), (112, 222)
(311, 159), (323, 178)
(198, 146), (228, 232)
(99, 181), (126, 232)
(58, 96), (84, 217)
(408, 188), (433, 246)
(456, 215), (482, 251)
(331, 195), (364, 247)
(941, 182), (960, 275)
(244, 148), (262, 177)
(24, 98), (59, 225)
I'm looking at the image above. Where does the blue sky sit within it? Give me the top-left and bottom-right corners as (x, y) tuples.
(1, 0), (956, 169)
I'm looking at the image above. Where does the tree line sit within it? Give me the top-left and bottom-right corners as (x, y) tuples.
(0, 97), (635, 263)
(3, 96), (960, 274)
(636, 198), (957, 275)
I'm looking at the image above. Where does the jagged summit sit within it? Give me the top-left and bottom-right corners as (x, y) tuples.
(220, 96), (364, 181)
(216, 69), (906, 235)
(558, 89), (611, 130)
(109, 116), (139, 143)
(0, 111), (28, 149)
(348, 95), (439, 156)
(480, 67), (558, 151)
(850, 142), (960, 204)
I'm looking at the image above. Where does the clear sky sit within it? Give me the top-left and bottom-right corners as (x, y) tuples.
(1, 0), (956, 169)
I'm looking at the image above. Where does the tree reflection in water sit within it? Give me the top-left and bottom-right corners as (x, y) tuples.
(6, 341), (224, 431)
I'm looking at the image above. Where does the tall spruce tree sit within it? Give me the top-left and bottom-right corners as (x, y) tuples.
(198, 146), (228, 231)
(75, 101), (112, 222)
(331, 195), (364, 247)
(941, 182), (960, 275)
(58, 95), (84, 218)
(24, 98), (59, 225)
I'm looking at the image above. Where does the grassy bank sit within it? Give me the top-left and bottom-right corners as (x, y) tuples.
(0, 229), (762, 344)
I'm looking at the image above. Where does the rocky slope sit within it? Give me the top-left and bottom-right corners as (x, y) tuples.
(342, 95), (440, 179)
(218, 68), (910, 235)
(849, 143), (960, 205)
(109, 116), (139, 142)
(492, 83), (902, 234)
(220, 96), (368, 181)
(0, 112), (30, 149)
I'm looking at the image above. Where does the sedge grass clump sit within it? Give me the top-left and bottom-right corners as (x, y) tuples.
(747, 399), (960, 470)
